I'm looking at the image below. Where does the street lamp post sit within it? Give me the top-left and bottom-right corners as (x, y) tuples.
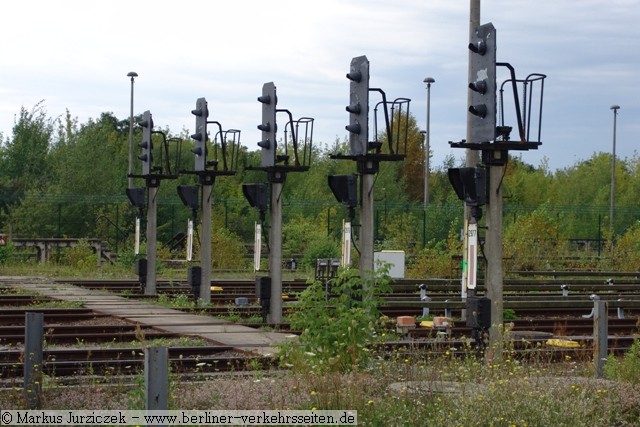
(127, 71), (138, 189)
(423, 77), (435, 213)
(610, 104), (620, 232)
(419, 130), (427, 247)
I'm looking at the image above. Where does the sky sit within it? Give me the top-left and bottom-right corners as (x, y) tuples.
(1, 0), (638, 172)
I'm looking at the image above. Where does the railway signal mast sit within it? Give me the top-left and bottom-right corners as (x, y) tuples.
(180, 97), (240, 305)
(244, 82), (314, 324)
(449, 22), (546, 355)
(330, 55), (411, 284)
(127, 110), (183, 295)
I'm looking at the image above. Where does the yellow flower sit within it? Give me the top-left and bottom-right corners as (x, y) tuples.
(310, 390), (316, 395)
(367, 400), (374, 405)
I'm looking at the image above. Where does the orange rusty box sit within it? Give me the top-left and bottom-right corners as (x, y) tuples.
(396, 316), (416, 327)
(433, 317), (451, 327)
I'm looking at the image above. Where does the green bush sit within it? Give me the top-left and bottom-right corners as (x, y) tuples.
(116, 247), (139, 270)
(503, 308), (517, 320)
(300, 235), (340, 270)
(280, 266), (392, 373)
(211, 227), (248, 270)
(0, 243), (16, 264)
(282, 213), (339, 271)
(59, 239), (97, 271)
(116, 242), (169, 273)
(604, 339), (640, 384)
(605, 221), (640, 271)
(406, 230), (461, 278)
(503, 203), (566, 271)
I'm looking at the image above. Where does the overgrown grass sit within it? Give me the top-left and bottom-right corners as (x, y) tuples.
(3, 316), (640, 425)
(2, 349), (639, 426)
(0, 258), (302, 281)
(15, 299), (85, 309)
(2, 265), (640, 425)
(155, 293), (202, 309)
(46, 336), (210, 350)
(0, 259), (139, 280)
(605, 339), (640, 385)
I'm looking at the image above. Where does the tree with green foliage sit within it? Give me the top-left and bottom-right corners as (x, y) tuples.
(503, 203), (568, 271)
(1, 102), (55, 190)
(0, 102), (56, 231)
(4, 101), (640, 275)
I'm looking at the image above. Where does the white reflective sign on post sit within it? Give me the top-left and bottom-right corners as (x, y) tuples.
(467, 222), (478, 290)
(186, 219), (194, 262)
(254, 222), (262, 271)
(342, 220), (352, 267)
(134, 217), (140, 256)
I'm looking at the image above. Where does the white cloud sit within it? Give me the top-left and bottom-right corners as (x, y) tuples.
(1, 0), (639, 171)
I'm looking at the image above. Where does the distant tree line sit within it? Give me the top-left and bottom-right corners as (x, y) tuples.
(2, 102), (640, 274)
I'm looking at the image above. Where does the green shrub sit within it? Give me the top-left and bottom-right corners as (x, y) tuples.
(503, 308), (517, 320)
(211, 227), (248, 270)
(283, 213), (339, 271)
(605, 221), (640, 271)
(280, 266), (392, 373)
(59, 239), (97, 271)
(503, 203), (566, 271)
(0, 243), (16, 264)
(604, 339), (640, 384)
(300, 235), (340, 270)
(406, 230), (461, 278)
(116, 247), (139, 270)
(116, 242), (168, 273)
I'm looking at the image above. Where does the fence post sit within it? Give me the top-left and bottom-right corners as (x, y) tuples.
(594, 300), (608, 378)
(145, 346), (169, 410)
(24, 312), (44, 409)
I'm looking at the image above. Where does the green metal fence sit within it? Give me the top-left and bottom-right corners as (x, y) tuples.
(2, 193), (638, 259)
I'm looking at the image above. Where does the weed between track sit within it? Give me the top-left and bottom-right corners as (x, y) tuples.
(2, 271), (640, 425)
(2, 354), (640, 426)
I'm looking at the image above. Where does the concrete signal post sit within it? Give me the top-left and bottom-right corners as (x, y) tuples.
(449, 22), (546, 358)
(182, 97), (240, 305)
(245, 82), (314, 325)
(138, 111), (158, 295)
(331, 55), (411, 283)
(127, 111), (183, 295)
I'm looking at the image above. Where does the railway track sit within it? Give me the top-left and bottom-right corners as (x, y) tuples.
(0, 308), (110, 326)
(55, 276), (640, 292)
(36, 278), (640, 321)
(1, 274), (639, 380)
(0, 345), (275, 378)
(4, 337), (623, 380)
(51, 277), (640, 305)
(2, 325), (636, 379)
(0, 323), (182, 345)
